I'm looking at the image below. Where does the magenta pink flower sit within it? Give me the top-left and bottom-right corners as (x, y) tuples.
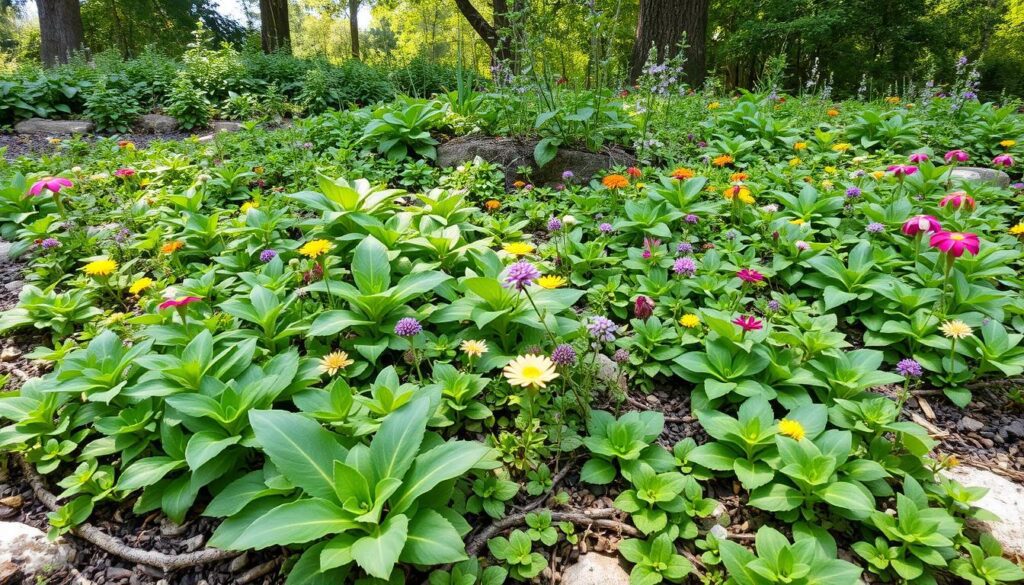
(29, 177), (73, 196)
(908, 153), (929, 163)
(929, 231), (980, 258)
(944, 149), (969, 163)
(737, 268), (764, 283)
(993, 154), (1014, 167)
(158, 296), (202, 310)
(939, 191), (976, 210)
(732, 315), (763, 332)
(886, 164), (918, 177)
(901, 215), (942, 236)
(634, 296), (655, 320)
(114, 168), (136, 178)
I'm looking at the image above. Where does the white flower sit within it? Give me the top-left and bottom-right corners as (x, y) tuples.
(563, 215), (578, 225)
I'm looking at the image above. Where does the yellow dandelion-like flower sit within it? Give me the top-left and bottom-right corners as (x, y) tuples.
(824, 166), (837, 174)
(460, 339), (488, 358)
(161, 240), (184, 254)
(999, 139), (1016, 148)
(940, 320), (972, 340)
(503, 354), (559, 389)
(789, 157), (801, 167)
(871, 171), (886, 180)
(722, 185), (753, 204)
(707, 101), (721, 110)
(503, 242), (535, 256)
(885, 96), (901, 105)
(793, 142), (807, 151)
(944, 454), (960, 469)
(1009, 222), (1024, 236)
(821, 179), (834, 190)
(240, 201), (259, 213)
(299, 239), (333, 259)
(832, 143), (852, 153)
(537, 275), (567, 289)
(320, 351), (354, 376)
(778, 418), (806, 440)
(47, 137), (62, 145)
(83, 259), (118, 277)
(789, 218), (805, 225)
(253, 166), (265, 175)
(129, 277), (154, 295)
(679, 314), (700, 328)
(636, 182), (646, 189)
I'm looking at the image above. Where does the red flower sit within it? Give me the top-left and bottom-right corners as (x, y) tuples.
(732, 315), (763, 332)
(627, 167), (642, 178)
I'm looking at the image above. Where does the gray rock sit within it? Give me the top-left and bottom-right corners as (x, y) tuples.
(0, 521), (72, 575)
(561, 553), (630, 585)
(14, 118), (94, 135)
(228, 552), (249, 572)
(210, 120), (243, 133)
(4, 280), (24, 293)
(950, 166), (1011, 188)
(1005, 420), (1024, 439)
(961, 416), (985, 432)
(436, 136), (637, 190)
(0, 347), (21, 362)
(944, 466), (1024, 558)
(139, 114), (178, 134)
(0, 240), (11, 261)
(594, 354), (627, 392)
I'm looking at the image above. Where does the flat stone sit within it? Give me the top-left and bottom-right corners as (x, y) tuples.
(961, 416), (985, 432)
(0, 521), (71, 575)
(0, 347), (20, 362)
(138, 114), (178, 134)
(210, 120), (243, 133)
(14, 118), (94, 135)
(561, 553), (630, 585)
(944, 466), (1024, 559)
(1005, 420), (1024, 440)
(950, 166), (1011, 188)
(0, 241), (11, 262)
(3, 280), (24, 293)
(594, 354), (627, 392)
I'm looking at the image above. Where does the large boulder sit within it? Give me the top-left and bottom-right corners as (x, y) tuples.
(0, 521), (72, 576)
(211, 120), (243, 133)
(436, 136), (636, 190)
(944, 466), (1024, 559)
(950, 166), (1011, 188)
(561, 553), (630, 585)
(14, 118), (94, 136)
(139, 114), (179, 133)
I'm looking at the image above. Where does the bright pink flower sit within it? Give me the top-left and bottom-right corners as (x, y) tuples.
(908, 153), (929, 163)
(944, 149), (969, 163)
(929, 231), (980, 258)
(901, 215), (942, 236)
(993, 154), (1014, 167)
(939, 191), (976, 210)
(737, 268), (764, 283)
(732, 315), (763, 332)
(627, 166), (642, 178)
(29, 177), (73, 196)
(634, 296), (655, 320)
(158, 296), (202, 310)
(886, 164), (918, 177)
(114, 168), (136, 177)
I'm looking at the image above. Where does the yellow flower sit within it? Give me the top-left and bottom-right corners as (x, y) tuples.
(679, 314), (700, 328)
(161, 240), (184, 254)
(778, 418), (806, 440)
(820, 179), (834, 190)
(1009, 222), (1024, 236)
(320, 351), (354, 376)
(299, 239), (333, 259)
(503, 354), (559, 389)
(824, 166), (837, 174)
(826, 108), (839, 117)
(253, 166), (265, 175)
(999, 139), (1016, 148)
(240, 201), (259, 213)
(537, 275), (567, 289)
(708, 101), (721, 110)
(83, 258), (118, 277)
(460, 339), (488, 358)
(503, 242), (535, 256)
(789, 157), (801, 167)
(602, 174), (629, 189)
(129, 277), (154, 295)
(789, 218), (805, 225)
(871, 171), (885, 180)
(832, 143), (852, 153)
(722, 185), (754, 205)
(885, 96), (901, 104)
(945, 454), (960, 469)
(636, 182), (646, 189)
(672, 168), (695, 180)
(940, 320), (972, 340)
(47, 137), (62, 145)
(712, 155), (734, 167)
(793, 142), (807, 151)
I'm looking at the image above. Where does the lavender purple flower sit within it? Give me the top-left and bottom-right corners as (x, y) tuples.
(259, 249), (277, 262)
(767, 299), (781, 312)
(394, 317), (423, 337)
(896, 358), (923, 377)
(504, 261), (541, 291)
(845, 187), (862, 198)
(40, 238), (60, 249)
(613, 348), (630, 364)
(551, 344), (578, 366)
(673, 257), (697, 276)
(684, 214), (699, 224)
(866, 222), (885, 234)
(676, 242), (693, 254)
(598, 222), (614, 234)
(588, 316), (617, 342)
(547, 217), (563, 232)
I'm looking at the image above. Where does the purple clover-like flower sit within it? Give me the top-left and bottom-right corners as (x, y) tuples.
(41, 238), (61, 249)
(676, 242), (693, 254)
(896, 358), (923, 378)
(725, 229), (738, 240)
(795, 240), (811, 251)
(547, 217), (563, 232)
(866, 222), (885, 234)
(394, 317), (423, 337)
(767, 299), (781, 311)
(504, 261), (541, 291)
(551, 344), (578, 366)
(845, 187), (862, 198)
(613, 348), (630, 363)
(598, 222), (614, 234)
(588, 316), (617, 342)
(562, 170), (575, 181)
(260, 249), (277, 262)
(673, 257), (697, 276)
(684, 214), (699, 224)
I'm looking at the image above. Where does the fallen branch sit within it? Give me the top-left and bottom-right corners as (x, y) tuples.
(238, 558), (283, 584)
(15, 454), (238, 572)
(465, 508), (636, 557)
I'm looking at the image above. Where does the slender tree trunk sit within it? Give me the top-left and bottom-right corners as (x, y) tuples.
(349, 0), (360, 60)
(628, 0), (709, 87)
(259, 0), (291, 54)
(453, 0), (518, 72)
(38, 0), (84, 67)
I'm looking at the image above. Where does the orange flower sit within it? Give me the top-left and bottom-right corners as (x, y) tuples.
(512, 180), (526, 189)
(161, 240), (184, 254)
(602, 174), (629, 189)
(712, 155), (734, 167)
(671, 168), (695, 180)
(730, 172), (749, 183)
(826, 108), (839, 117)
(485, 199), (501, 211)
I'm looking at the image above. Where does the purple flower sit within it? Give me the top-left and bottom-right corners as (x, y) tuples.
(260, 249), (277, 262)
(613, 348), (630, 363)
(551, 344), (577, 366)
(673, 257), (696, 276)
(394, 317), (423, 337)
(114, 228), (131, 243)
(866, 222), (885, 234)
(634, 296), (655, 320)
(845, 187), (862, 198)
(598, 222), (614, 234)
(896, 358), (923, 378)
(767, 299), (781, 311)
(562, 170), (575, 181)
(685, 214), (699, 224)
(547, 217), (563, 232)
(504, 261), (541, 291)
(677, 242), (693, 254)
(588, 316), (617, 342)
(725, 230), (738, 240)
(795, 240), (810, 252)
(40, 238), (60, 249)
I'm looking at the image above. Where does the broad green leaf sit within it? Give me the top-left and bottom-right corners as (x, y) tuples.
(229, 498), (357, 550)
(250, 410), (348, 501)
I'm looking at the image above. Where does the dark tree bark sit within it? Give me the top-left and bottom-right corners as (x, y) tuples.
(259, 0), (291, 54)
(38, 0), (84, 67)
(628, 0), (709, 87)
(453, 0), (516, 70)
(349, 0), (360, 59)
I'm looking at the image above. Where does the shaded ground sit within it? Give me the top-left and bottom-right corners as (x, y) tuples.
(0, 131), (202, 161)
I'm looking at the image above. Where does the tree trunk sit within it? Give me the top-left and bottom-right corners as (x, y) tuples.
(38, 0), (84, 67)
(628, 0), (709, 87)
(453, 0), (517, 72)
(349, 0), (360, 60)
(259, 0), (291, 54)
